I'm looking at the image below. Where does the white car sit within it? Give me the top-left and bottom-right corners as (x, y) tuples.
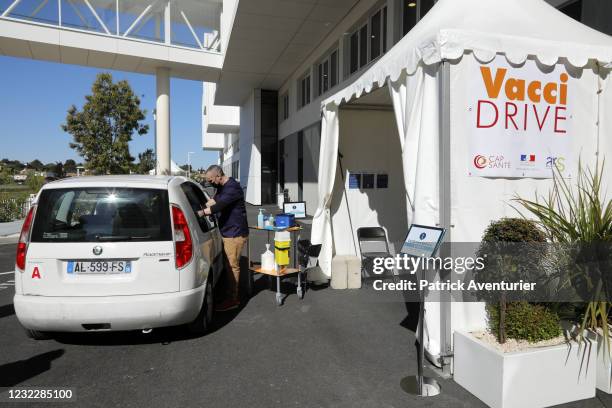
(13, 175), (224, 339)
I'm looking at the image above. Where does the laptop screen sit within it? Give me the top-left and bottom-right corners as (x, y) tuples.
(400, 224), (446, 258)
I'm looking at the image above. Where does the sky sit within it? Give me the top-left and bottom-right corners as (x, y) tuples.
(0, 55), (219, 170)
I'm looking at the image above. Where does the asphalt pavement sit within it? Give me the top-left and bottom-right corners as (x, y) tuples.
(0, 220), (22, 238)
(0, 204), (611, 407)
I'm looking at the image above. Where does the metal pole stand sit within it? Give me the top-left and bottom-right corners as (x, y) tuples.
(400, 267), (441, 397)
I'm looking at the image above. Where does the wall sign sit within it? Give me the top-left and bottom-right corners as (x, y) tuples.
(348, 173), (361, 189)
(362, 174), (375, 189)
(467, 56), (573, 178)
(377, 174), (388, 189)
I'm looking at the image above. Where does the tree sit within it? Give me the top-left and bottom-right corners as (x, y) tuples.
(0, 172), (12, 185)
(27, 159), (44, 171)
(64, 159), (77, 174)
(62, 73), (149, 175)
(27, 174), (45, 193)
(1, 159), (24, 174)
(135, 149), (155, 174)
(53, 162), (65, 178)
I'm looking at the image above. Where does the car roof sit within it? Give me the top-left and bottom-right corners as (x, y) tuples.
(41, 175), (184, 189)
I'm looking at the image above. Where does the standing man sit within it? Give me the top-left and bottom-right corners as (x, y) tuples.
(200, 165), (248, 311)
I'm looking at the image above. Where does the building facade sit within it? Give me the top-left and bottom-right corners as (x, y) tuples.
(202, 0), (608, 212)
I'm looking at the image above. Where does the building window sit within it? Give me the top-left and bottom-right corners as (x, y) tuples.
(330, 49), (338, 88)
(382, 7), (387, 53)
(420, 0), (435, 17)
(370, 10), (382, 60)
(318, 49), (339, 96)
(403, 0), (436, 36)
(350, 31), (359, 74)
(559, 0), (582, 22)
(298, 73), (311, 109)
(348, 6), (388, 76)
(359, 24), (368, 68)
(281, 93), (289, 120)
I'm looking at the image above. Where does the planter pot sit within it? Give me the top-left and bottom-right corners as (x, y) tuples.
(454, 331), (596, 408)
(596, 331), (612, 393)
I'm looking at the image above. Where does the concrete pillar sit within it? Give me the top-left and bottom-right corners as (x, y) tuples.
(164, 1), (171, 44)
(156, 67), (171, 175)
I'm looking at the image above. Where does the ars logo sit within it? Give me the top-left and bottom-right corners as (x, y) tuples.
(546, 156), (566, 172)
(31, 266), (41, 279)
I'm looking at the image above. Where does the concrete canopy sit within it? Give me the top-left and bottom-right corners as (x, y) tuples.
(214, 0), (360, 105)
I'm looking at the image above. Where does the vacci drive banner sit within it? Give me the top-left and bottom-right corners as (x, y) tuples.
(467, 56), (574, 178)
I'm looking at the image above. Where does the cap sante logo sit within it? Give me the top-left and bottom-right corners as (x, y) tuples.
(476, 67), (568, 134)
(473, 155), (488, 169)
(473, 154), (511, 170)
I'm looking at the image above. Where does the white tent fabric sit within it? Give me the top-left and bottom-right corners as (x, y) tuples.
(313, 0), (612, 279)
(388, 66), (441, 229)
(321, 0), (612, 109)
(148, 160), (185, 176)
(599, 72), (612, 194)
(310, 106), (339, 280)
(311, 0), (612, 360)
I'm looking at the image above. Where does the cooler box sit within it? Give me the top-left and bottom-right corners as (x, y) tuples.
(275, 213), (296, 228)
(274, 231), (291, 266)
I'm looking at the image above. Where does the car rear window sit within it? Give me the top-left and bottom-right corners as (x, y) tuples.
(31, 188), (172, 242)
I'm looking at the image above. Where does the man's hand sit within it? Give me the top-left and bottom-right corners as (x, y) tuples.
(206, 199), (216, 208)
(197, 207), (212, 217)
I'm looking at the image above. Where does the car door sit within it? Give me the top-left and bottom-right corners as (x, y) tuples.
(195, 185), (224, 284)
(179, 182), (221, 288)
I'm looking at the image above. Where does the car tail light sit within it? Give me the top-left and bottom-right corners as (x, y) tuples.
(172, 205), (193, 269)
(16, 205), (36, 271)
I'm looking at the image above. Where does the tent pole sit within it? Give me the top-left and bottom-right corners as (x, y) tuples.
(438, 60), (453, 377)
(337, 151), (359, 256)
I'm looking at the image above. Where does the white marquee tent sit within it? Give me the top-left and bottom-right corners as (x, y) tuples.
(311, 0), (612, 363)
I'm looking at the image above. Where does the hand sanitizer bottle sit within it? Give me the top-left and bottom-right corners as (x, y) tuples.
(268, 214), (275, 228)
(257, 209), (265, 228)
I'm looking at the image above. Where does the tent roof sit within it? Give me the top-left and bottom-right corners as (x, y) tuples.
(323, 0), (612, 107)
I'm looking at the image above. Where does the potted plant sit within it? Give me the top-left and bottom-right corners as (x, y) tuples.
(515, 161), (612, 393)
(454, 218), (597, 408)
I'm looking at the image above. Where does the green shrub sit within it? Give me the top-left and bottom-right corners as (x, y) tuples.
(26, 175), (45, 194)
(481, 218), (547, 243)
(0, 192), (28, 222)
(488, 301), (561, 343)
(476, 218), (554, 343)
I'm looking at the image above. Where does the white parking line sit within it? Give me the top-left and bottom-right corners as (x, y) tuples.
(0, 271), (13, 275)
(7, 280), (14, 283)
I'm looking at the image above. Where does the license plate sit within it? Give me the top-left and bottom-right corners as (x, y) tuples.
(67, 260), (131, 274)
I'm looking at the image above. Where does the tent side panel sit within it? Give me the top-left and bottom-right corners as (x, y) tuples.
(448, 55), (600, 346)
(598, 69), (612, 192)
(330, 109), (408, 256)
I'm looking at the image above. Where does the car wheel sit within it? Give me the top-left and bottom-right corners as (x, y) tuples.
(24, 328), (51, 340)
(188, 278), (214, 334)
